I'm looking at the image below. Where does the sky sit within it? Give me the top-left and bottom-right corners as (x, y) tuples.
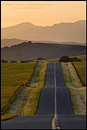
(1, 1), (86, 28)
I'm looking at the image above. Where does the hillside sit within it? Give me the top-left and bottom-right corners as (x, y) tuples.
(1, 42), (86, 60)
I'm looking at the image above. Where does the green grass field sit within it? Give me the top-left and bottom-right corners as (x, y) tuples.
(1, 62), (37, 114)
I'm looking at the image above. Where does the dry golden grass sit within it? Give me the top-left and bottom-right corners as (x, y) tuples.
(76, 55), (86, 61)
(21, 87), (41, 115)
(21, 63), (47, 115)
(73, 61), (86, 86)
(1, 62), (37, 114)
(61, 62), (86, 115)
(69, 87), (86, 115)
(1, 63), (47, 120)
(62, 62), (82, 88)
(1, 114), (19, 121)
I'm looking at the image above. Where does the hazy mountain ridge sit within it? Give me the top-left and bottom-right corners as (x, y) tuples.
(1, 20), (86, 44)
(1, 42), (86, 60)
(1, 38), (28, 48)
(1, 38), (86, 48)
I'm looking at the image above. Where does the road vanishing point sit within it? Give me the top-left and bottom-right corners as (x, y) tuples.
(1, 63), (86, 129)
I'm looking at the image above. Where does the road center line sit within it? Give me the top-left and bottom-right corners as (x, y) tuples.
(52, 63), (60, 129)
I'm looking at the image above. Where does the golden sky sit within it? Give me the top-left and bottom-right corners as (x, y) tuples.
(1, 1), (86, 28)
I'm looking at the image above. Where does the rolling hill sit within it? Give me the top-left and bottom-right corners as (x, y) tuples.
(1, 41), (86, 60)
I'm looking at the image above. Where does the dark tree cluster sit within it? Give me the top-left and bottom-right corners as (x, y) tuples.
(1, 59), (8, 63)
(70, 57), (81, 62)
(36, 57), (46, 60)
(20, 60), (33, 63)
(59, 56), (82, 62)
(59, 56), (71, 62)
(10, 60), (17, 63)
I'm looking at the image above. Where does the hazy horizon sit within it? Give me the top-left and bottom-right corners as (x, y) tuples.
(1, 20), (86, 44)
(1, 19), (86, 29)
(1, 1), (86, 28)
(1, 1), (86, 46)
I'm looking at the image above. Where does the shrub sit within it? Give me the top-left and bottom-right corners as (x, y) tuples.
(20, 61), (32, 63)
(1, 60), (8, 63)
(70, 57), (82, 62)
(20, 61), (28, 63)
(28, 41), (32, 44)
(59, 56), (71, 62)
(10, 61), (17, 63)
(36, 57), (45, 60)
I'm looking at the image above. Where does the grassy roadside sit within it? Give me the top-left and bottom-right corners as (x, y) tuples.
(62, 62), (82, 88)
(1, 114), (19, 121)
(21, 63), (47, 115)
(1, 63), (47, 120)
(68, 87), (86, 115)
(61, 62), (86, 115)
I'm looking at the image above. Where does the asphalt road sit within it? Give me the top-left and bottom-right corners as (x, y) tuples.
(1, 63), (54, 129)
(36, 63), (55, 115)
(55, 63), (86, 129)
(56, 63), (74, 114)
(1, 63), (86, 129)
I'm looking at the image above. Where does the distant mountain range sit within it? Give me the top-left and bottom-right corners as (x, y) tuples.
(1, 20), (86, 45)
(1, 42), (86, 61)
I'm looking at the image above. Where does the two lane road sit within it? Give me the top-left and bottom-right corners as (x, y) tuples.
(1, 63), (86, 129)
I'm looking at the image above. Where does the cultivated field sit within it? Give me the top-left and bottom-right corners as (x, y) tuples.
(61, 55), (86, 115)
(1, 62), (37, 114)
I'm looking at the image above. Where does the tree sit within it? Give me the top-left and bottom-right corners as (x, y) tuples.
(70, 57), (81, 62)
(10, 60), (17, 63)
(28, 41), (32, 44)
(36, 57), (45, 60)
(59, 56), (71, 62)
(20, 61), (28, 63)
(1, 59), (8, 63)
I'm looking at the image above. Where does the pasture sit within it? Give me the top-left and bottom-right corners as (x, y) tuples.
(1, 62), (37, 114)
